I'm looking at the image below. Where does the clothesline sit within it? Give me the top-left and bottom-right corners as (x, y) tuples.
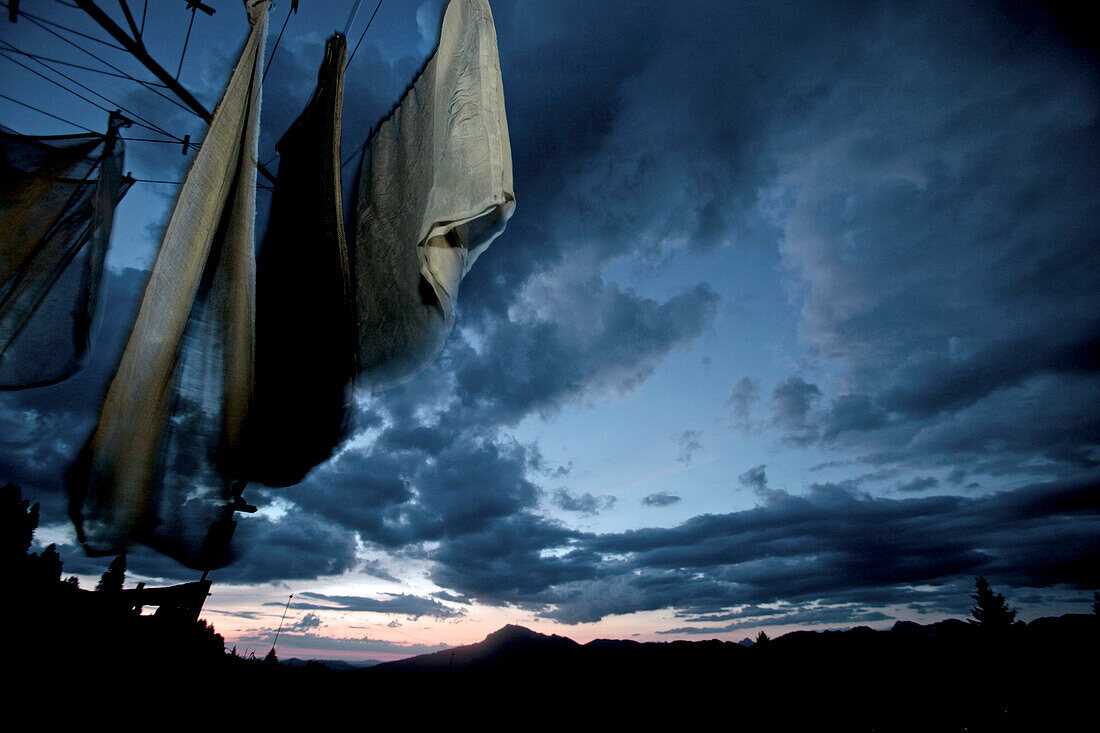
(0, 47), (188, 139)
(2, 0), (388, 177)
(1, 3), (202, 118)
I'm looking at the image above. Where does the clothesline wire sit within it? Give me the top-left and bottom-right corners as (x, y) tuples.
(9, 5), (201, 117)
(262, 2), (295, 86)
(7, 3), (127, 52)
(0, 46), (190, 142)
(0, 92), (100, 134)
(129, 176), (274, 192)
(347, 0), (384, 69)
(121, 135), (203, 146)
(0, 51), (122, 122)
(0, 42), (169, 86)
(176, 5), (198, 80)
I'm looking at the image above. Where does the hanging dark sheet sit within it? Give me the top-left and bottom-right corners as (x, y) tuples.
(244, 33), (356, 488)
(0, 120), (128, 389)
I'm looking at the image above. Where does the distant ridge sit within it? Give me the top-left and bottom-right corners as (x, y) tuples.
(366, 623), (582, 676)
(347, 614), (1097, 731)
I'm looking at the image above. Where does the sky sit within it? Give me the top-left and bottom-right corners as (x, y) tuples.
(1, 0), (1098, 662)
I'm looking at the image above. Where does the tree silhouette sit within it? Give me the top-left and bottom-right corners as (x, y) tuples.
(96, 554), (126, 593)
(2, 482), (39, 564)
(969, 576), (1016, 629)
(755, 630), (770, 647)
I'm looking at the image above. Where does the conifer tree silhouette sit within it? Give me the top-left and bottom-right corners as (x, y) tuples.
(969, 576), (1016, 629)
(96, 554), (126, 593)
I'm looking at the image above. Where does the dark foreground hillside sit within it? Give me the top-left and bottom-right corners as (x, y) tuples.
(12, 612), (1094, 730)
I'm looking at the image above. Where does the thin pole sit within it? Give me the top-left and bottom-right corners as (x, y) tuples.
(343, 0), (365, 36)
(270, 593), (293, 656)
(73, 0), (276, 183)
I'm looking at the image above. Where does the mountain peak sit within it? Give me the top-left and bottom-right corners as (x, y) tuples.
(485, 624), (541, 640)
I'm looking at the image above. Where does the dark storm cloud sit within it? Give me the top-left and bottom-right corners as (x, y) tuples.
(659, 604), (893, 635)
(449, 279), (719, 425)
(291, 591), (464, 620)
(209, 508), (359, 584)
(760, 1), (1100, 474)
(530, 474), (1100, 623)
(360, 560), (400, 582)
(896, 476), (939, 493)
(427, 512), (589, 604)
(642, 492), (681, 507)
(4, 0), (1099, 631)
(0, 267), (144, 520)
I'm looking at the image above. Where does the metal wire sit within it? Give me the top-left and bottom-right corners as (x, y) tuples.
(347, 0), (384, 69)
(262, 3), (295, 86)
(176, 6), (197, 80)
(0, 91), (100, 133)
(0, 47), (187, 141)
(0, 41), (167, 86)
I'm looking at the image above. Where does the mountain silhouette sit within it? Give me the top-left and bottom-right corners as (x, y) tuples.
(365, 623), (582, 678)
(342, 618), (1097, 729)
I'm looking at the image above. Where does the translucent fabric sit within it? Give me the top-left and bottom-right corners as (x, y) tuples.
(0, 120), (128, 389)
(70, 0), (267, 569)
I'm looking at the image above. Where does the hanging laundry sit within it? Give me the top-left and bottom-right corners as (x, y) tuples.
(354, 0), (515, 389)
(69, 0), (268, 568)
(245, 33), (357, 488)
(0, 116), (129, 389)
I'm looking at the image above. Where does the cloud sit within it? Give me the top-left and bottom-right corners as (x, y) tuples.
(534, 475), (1100, 623)
(737, 465), (769, 497)
(660, 604), (894, 635)
(770, 377), (821, 445)
(728, 377), (759, 424)
(642, 492), (681, 507)
(208, 508), (360, 584)
(3, 0), (1098, 636)
(292, 612), (323, 631)
(450, 277), (719, 426)
(896, 476), (939, 493)
(673, 430), (702, 465)
(551, 488), (616, 516)
(290, 591), (465, 620)
(232, 630), (448, 658)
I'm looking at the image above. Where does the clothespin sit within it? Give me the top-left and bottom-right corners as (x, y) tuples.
(107, 110), (133, 138)
(186, 1), (216, 16)
(181, 134), (191, 155)
(8, 0), (19, 23)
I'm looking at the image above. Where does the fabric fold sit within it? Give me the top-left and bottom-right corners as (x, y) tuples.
(244, 32), (356, 488)
(0, 118), (129, 389)
(70, 0), (268, 567)
(354, 0), (515, 389)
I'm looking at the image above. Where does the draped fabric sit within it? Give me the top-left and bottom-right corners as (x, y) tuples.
(69, 0), (267, 568)
(354, 0), (514, 389)
(245, 33), (356, 488)
(0, 119), (129, 389)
